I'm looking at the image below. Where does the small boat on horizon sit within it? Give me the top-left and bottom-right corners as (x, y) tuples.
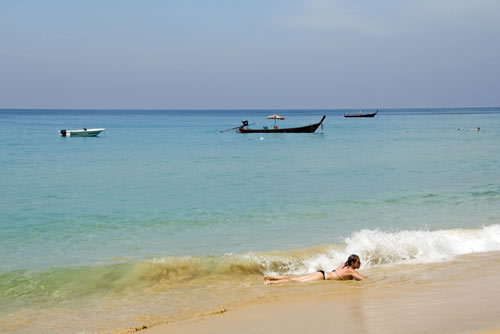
(59, 128), (105, 137)
(344, 110), (378, 118)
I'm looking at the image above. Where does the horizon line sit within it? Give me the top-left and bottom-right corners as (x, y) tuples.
(1, 106), (499, 111)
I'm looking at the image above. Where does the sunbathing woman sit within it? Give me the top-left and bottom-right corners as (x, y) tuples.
(264, 254), (364, 284)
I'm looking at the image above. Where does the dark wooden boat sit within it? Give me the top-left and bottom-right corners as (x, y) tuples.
(238, 115), (326, 133)
(344, 110), (378, 118)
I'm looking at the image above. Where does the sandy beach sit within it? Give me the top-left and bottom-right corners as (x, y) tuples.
(144, 252), (500, 334)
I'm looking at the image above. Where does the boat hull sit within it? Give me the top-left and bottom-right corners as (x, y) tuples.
(344, 111), (377, 118)
(238, 116), (325, 133)
(60, 129), (105, 137)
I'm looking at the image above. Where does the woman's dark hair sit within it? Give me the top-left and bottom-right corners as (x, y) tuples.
(344, 254), (360, 267)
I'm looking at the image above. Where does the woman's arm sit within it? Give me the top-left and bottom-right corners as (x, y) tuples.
(350, 269), (365, 281)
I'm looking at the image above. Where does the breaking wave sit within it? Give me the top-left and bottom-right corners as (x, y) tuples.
(2, 225), (500, 302)
(257, 224), (500, 274)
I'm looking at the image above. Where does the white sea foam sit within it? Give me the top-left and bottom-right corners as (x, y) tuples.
(263, 225), (500, 274)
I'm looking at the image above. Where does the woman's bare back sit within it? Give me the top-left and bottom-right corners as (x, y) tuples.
(325, 265), (351, 280)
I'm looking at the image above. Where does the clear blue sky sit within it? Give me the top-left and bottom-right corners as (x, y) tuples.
(1, 0), (499, 109)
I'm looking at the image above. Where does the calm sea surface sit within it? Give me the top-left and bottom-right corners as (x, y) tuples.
(1, 108), (500, 332)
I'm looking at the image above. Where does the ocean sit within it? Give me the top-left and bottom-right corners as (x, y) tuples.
(1, 108), (500, 333)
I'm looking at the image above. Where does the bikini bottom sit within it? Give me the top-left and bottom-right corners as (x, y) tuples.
(317, 270), (326, 280)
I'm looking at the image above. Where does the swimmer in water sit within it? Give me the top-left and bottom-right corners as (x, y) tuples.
(264, 254), (365, 284)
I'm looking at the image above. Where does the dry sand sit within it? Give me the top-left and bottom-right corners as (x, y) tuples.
(144, 252), (500, 334)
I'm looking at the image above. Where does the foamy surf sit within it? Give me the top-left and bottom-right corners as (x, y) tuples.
(258, 224), (500, 275)
(2, 225), (499, 303)
(345, 224), (500, 265)
(2, 225), (500, 334)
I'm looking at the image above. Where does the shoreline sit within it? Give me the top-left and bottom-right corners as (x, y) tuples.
(143, 251), (500, 334)
(3, 250), (500, 333)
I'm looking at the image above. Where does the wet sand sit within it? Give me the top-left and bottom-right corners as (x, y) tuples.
(144, 252), (500, 334)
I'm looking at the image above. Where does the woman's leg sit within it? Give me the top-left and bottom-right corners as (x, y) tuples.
(264, 275), (290, 281)
(264, 272), (323, 284)
(292, 272), (324, 283)
(264, 277), (293, 284)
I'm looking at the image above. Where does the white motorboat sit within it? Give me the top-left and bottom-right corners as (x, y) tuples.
(59, 128), (105, 137)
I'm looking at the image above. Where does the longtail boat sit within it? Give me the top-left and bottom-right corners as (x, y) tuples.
(344, 110), (378, 118)
(238, 115), (326, 133)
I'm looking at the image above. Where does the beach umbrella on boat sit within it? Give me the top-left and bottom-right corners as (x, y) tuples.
(267, 114), (285, 128)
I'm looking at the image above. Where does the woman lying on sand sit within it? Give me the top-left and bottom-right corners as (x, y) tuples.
(264, 254), (364, 284)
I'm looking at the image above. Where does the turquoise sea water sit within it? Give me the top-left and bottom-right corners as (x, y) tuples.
(1, 108), (500, 332)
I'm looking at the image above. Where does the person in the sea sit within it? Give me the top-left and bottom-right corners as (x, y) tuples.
(264, 254), (365, 284)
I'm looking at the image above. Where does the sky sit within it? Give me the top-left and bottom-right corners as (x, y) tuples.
(1, 0), (499, 109)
